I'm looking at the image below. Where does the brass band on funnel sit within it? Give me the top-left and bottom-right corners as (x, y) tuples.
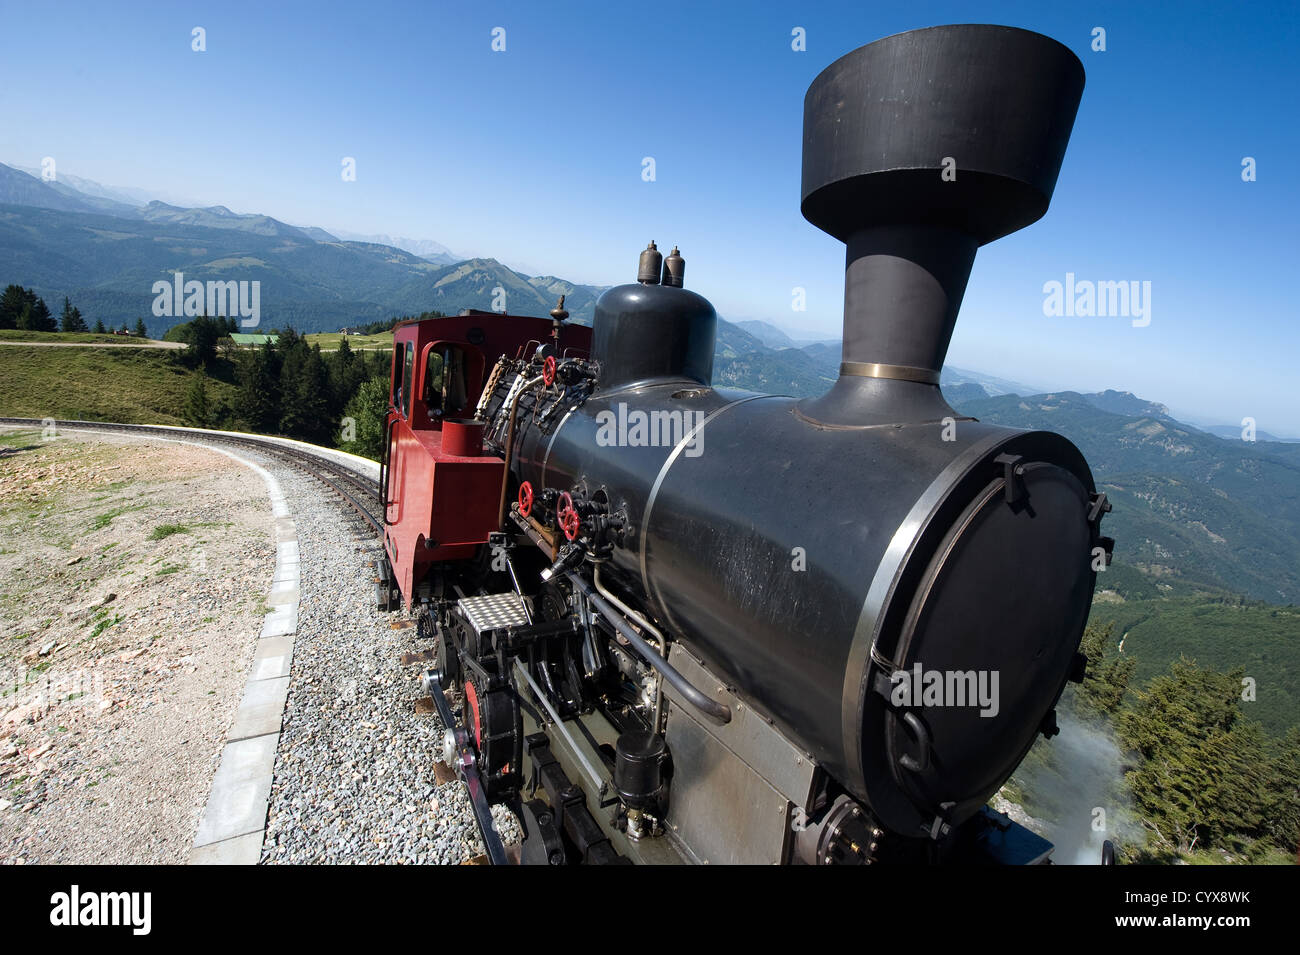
(838, 361), (941, 385)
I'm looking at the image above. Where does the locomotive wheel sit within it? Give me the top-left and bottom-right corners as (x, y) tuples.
(465, 679), (484, 747)
(463, 677), (522, 799)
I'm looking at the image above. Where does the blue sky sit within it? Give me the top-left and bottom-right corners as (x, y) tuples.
(1, 0), (1296, 434)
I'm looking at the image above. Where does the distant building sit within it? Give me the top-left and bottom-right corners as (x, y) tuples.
(230, 333), (279, 347)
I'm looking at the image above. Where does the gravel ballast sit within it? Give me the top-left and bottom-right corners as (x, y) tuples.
(257, 464), (520, 864)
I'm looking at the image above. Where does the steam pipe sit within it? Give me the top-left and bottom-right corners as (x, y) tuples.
(594, 563), (665, 731)
(566, 571), (731, 725)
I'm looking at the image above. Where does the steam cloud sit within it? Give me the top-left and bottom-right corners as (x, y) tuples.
(1006, 710), (1138, 865)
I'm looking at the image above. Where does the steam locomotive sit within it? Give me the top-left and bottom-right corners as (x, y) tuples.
(377, 24), (1112, 864)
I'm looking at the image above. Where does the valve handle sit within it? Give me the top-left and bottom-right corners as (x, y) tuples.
(518, 481), (534, 519)
(542, 355), (558, 386)
(557, 490), (580, 541)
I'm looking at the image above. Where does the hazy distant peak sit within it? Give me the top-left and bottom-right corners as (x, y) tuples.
(333, 230), (459, 264)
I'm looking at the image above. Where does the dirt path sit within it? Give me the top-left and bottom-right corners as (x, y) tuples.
(0, 427), (273, 864)
(0, 341), (185, 349)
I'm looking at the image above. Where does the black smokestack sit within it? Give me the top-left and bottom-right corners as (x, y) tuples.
(797, 25), (1084, 425)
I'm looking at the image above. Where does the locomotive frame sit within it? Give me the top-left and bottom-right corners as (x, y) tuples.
(376, 24), (1113, 865)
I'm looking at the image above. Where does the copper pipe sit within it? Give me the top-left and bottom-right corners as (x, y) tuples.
(497, 374), (545, 527)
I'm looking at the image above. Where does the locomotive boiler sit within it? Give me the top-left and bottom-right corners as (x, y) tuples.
(379, 24), (1112, 864)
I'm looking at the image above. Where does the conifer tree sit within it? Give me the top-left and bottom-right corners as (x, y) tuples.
(340, 375), (390, 459)
(280, 341), (330, 442)
(0, 284), (30, 329)
(18, 295), (55, 331)
(236, 346), (279, 433)
(1074, 622), (1137, 717)
(60, 297), (88, 332)
(1267, 727), (1300, 854)
(1119, 658), (1271, 854)
(183, 372), (210, 427)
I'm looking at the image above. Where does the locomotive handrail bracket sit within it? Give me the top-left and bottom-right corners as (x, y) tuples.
(662, 646), (817, 810)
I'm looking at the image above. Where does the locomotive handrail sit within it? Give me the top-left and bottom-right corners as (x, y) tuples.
(379, 412), (393, 525)
(566, 571), (731, 725)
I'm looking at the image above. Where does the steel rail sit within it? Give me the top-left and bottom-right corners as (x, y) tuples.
(0, 417), (383, 534)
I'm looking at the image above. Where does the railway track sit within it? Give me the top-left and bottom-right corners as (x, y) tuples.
(0, 418), (384, 534)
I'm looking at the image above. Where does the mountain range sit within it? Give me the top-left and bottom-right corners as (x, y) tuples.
(955, 391), (1300, 604)
(4, 162), (1299, 604)
(0, 161), (608, 331)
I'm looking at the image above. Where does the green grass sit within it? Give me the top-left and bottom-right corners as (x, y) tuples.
(88, 612), (121, 640)
(148, 523), (189, 540)
(304, 332), (393, 351)
(90, 504), (144, 530)
(0, 346), (239, 424)
(0, 428), (43, 447)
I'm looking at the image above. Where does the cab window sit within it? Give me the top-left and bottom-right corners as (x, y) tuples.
(424, 351), (445, 418)
(401, 342), (414, 418)
(423, 345), (475, 419)
(390, 347), (401, 409)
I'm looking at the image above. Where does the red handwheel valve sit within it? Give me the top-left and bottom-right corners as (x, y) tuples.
(557, 490), (580, 541)
(518, 481), (534, 518)
(542, 355), (557, 386)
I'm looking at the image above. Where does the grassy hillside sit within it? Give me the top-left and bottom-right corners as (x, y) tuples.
(303, 332), (395, 351)
(1089, 596), (1300, 737)
(0, 345), (237, 425)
